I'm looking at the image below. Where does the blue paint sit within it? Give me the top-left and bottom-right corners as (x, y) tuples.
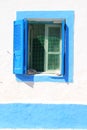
(13, 20), (25, 74)
(61, 20), (65, 75)
(0, 104), (87, 128)
(24, 19), (28, 73)
(15, 11), (74, 82)
(16, 74), (65, 82)
(16, 11), (74, 20)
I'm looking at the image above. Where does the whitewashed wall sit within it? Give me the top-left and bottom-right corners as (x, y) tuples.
(0, 0), (87, 104)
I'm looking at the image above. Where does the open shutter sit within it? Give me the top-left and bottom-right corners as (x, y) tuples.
(13, 20), (25, 74)
(61, 20), (65, 75)
(24, 20), (28, 74)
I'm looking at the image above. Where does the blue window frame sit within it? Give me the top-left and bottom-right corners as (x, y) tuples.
(13, 11), (74, 82)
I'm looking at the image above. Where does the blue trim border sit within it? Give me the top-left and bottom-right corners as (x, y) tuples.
(15, 11), (74, 82)
(0, 104), (87, 128)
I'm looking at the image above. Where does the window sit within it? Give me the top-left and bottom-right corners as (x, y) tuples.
(13, 11), (74, 82)
(13, 19), (65, 76)
(28, 20), (65, 75)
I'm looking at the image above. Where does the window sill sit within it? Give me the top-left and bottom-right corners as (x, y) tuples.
(15, 74), (68, 82)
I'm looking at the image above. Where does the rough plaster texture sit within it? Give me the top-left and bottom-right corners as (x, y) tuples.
(1, 1), (87, 129)
(0, 0), (87, 104)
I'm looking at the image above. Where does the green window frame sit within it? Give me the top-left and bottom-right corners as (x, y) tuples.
(44, 24), (62, 74)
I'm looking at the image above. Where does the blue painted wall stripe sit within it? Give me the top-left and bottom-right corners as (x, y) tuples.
(0, 104), (87, 128)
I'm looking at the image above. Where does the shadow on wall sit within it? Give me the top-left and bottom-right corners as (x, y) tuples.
(25, 82), (34, 88)
(15, 74), (35, 87)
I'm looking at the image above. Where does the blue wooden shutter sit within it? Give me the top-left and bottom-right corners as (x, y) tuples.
(61, 20), (65, 75)
(13, 20), (28, 74)
(24, 20), (28, 74)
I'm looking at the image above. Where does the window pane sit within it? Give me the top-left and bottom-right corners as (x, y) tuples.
(48, 54), (60, 70)
(30, 24), (45, 72)
(48, 27), (61, 52)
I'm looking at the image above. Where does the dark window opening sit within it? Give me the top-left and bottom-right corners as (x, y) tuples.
(28, 22), (62, 75)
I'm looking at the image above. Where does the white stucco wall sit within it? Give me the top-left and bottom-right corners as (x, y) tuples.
(0, 0), (87, 104)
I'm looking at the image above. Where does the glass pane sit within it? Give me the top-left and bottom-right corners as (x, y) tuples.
(48, 27), (61, 52)
(48, 54), (60, 70)
(30, 24), (45, 72)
